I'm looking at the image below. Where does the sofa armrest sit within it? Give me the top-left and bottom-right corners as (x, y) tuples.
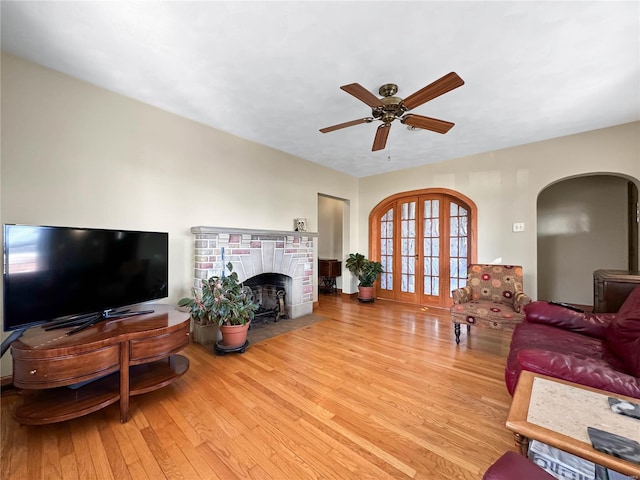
(524, 301), (614, 339)
(513, 291), (532, 314)
(452, 286), (472, 304)
(516, 349), (640, 399)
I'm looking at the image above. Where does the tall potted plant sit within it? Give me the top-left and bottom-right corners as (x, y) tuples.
(345, 253), (383, 302)
(179, 262), (259, 348)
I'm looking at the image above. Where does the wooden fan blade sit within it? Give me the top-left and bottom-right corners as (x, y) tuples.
(402, 72), (464, 110)
(319, 118), (372, 133)
(340, 83), (383, 108)
(402, 114), (455, 134)
(372, 123), (391, 151)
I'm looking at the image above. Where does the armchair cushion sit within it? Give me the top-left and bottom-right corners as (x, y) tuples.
(464, 264), (529, 310)
(523, 301), (613, 339)
(451, 300), (526, 328)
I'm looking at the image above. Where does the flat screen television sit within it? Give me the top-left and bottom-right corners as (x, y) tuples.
(3, 224), (169, 331)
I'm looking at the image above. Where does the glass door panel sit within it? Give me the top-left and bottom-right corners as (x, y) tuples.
(449, 202), (469, 292)
(380, 208), (394, 291)
(400, 201), (416, 294)
(422, 199), (440, 297)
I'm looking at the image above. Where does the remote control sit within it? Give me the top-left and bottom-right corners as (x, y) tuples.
(548, 301), (584, 313)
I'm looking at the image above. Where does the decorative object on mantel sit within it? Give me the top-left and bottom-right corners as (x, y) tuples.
(178, 262), (259, 350)
(294, 218), (307, 232)
(345, 252), (383, 303)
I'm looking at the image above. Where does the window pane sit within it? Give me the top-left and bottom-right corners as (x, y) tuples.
(450, 257), (458, 278)
(424, 218), (432, 236)
(450, 217), (458, 236)
(450, 237), (458, 256)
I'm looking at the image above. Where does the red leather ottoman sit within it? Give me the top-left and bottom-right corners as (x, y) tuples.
(483, 451), (555, 480)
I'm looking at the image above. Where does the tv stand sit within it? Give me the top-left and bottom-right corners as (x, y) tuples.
(10, 305), (190, 425)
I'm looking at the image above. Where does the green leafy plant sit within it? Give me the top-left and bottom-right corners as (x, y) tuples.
(345, 253), (383, 287)
(178, 262), (259, 326)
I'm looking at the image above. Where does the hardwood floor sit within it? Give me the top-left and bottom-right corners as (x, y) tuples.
(1, 295), (517, 479)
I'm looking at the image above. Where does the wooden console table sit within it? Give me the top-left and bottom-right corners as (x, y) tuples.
(10, 305), (190, 425)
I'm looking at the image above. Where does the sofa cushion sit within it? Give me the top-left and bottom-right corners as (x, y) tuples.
(524, 301), (613, 339)
(514, 349), (640, 399)
(606, 286), (640, 378)
(505, 322), (632, 396)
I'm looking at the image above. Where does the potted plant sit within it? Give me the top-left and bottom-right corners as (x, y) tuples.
(178, 262), (259, 348)
(345, 253), (383, 302)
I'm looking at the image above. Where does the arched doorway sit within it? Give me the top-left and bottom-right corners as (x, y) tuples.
(537, 174), (638, 304)
(369, 188), (477, 308)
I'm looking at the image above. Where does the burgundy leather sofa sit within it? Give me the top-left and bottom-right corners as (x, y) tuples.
(505, 285), (640, 399)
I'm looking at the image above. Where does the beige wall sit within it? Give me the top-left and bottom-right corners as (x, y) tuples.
(2, 52), (639, 375)
(359, 122), (640, 300)
(0, 53), (359, 375)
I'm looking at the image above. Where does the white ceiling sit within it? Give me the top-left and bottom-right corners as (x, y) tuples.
(2, 1), (639, 178)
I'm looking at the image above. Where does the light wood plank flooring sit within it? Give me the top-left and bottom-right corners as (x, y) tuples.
(1, 295), (517, 479)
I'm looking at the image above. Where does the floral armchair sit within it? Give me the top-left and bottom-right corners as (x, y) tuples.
(450, 264), (531, 344)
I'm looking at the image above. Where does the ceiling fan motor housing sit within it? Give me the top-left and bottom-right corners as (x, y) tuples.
(374, 94), (407, 124)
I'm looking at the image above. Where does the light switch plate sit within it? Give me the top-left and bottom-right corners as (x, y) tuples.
(513, 222), (525, 232)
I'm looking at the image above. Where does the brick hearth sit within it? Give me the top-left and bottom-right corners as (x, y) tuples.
(190, 226), (317, 319)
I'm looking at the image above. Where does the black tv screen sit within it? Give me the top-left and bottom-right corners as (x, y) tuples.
(3, 224), (169, 331)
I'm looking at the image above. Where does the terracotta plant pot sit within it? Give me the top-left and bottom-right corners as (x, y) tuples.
(219, 322), (251, 348)
(357, 286), (375, 302)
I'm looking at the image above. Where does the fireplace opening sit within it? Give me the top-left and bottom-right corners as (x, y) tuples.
(244, 273), (290, 324)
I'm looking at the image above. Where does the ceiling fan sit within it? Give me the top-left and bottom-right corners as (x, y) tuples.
(320, 72), (464, 152)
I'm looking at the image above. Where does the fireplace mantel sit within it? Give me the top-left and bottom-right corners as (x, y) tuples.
(188, 226), (317, 319)
(191, 226), (318, 237)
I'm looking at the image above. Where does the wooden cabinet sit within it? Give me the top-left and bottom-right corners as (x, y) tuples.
(319, 259), (341, 294)
(593, 269), (640, 313)
(10, 305), (190, 425)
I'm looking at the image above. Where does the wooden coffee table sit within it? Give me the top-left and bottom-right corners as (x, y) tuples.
(506, 371), (640, 478)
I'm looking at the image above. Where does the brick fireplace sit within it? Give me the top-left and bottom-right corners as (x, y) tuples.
(189, 226), (317, 319)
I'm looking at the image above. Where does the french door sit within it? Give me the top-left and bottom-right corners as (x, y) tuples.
(371, 189), (476, 308)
